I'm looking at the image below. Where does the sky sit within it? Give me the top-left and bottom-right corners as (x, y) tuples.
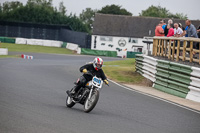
(1, 0), (200, 20)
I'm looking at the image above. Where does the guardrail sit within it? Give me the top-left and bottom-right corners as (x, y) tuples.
(136, 54), (200, 102)
(153, 37), (200, 64)
(16, 38), (63, 47)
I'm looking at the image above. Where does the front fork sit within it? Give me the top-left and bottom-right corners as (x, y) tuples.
(88, 85), (94, 99)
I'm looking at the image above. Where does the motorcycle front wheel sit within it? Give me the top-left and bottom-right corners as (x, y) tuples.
(66, 96), (76, 108)
(83, 89), (99, 113)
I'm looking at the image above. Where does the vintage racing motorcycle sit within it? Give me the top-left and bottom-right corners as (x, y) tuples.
(66, 72), (108, 113)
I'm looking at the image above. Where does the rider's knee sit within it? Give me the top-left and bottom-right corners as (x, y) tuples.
(79, 76), (87, 86)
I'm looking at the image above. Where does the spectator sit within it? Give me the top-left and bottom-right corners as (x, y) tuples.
(168, 19), (173, 25)
(174, 23), (183, 37)
(185, 20), (198, 56)
(155, 21), (164, 36)
(185, 19), (198, 38)
(167, 24), (174, 37)
(197, 25), (200, 38)
(183, 26), (188, 37)
(162, 19), (167, 30)
(164, 19), (173, 36)
(178, 23), (185, 31)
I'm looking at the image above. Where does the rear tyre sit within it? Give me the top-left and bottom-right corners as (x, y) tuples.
(83, 89), (99, 113)
(66, 96), (75, 108)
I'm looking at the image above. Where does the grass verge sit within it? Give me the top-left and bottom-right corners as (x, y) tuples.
(0, 55), (19, 58)
(0, 43), (74, 54)
(103, 59), (146, 85)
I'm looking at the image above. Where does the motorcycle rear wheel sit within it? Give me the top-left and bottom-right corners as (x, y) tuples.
(83, 89), (99, 113)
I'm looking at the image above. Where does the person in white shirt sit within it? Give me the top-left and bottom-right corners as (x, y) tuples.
(174, 23), (183, 37)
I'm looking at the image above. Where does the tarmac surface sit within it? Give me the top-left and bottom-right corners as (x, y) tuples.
(0, 53), (200, 133)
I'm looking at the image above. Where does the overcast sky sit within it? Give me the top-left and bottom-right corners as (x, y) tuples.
(1, 0), (200, 20)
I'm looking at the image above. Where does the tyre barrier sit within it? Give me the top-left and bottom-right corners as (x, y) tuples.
(66, 43), (79, 51)
(15, 38), (63, 47)
(136, 54), (200, 102)
(21, 54), (33, 59)
(0, 48), (8, 55)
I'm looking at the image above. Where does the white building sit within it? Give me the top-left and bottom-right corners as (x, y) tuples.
(91, 14), (160, 57)
(91, 35), (149, 57)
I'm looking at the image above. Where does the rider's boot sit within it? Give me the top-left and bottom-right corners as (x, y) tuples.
(66, 85), (81, 97)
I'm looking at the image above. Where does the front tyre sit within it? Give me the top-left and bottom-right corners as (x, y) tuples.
(66, 96), (75, 108)
(84, 89), (99, 113)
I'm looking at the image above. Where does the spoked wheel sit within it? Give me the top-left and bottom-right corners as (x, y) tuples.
(66, 95), (76, 108)
(84, 89), (99, 113)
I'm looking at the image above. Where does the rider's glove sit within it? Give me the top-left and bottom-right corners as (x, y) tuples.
(104, 79), (109, 85)
(82, 69), (87, 74)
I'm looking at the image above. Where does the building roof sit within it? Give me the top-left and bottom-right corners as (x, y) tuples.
(92, 13), (200, 38)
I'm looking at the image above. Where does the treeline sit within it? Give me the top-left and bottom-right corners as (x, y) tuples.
(0, 0), (90, 33)
(0, 1), (188, 34)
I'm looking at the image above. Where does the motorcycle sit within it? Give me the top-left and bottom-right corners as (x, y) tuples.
(66, 72), (108, 113)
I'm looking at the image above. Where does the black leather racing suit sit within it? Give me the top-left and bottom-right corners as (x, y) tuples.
(73, 63), (107, 93)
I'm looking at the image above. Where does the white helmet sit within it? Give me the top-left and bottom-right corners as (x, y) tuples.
(93, 57), (103, 70)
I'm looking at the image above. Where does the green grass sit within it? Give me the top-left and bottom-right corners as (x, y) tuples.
(0, 43), (74, 54)
(103, 59), (144, 84)
(0, 55), (19, 58)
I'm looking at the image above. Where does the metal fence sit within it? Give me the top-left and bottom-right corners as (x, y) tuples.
(0, 21), (91, 48)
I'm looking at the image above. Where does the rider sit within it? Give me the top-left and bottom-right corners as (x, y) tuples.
(67, 57), (109, 96)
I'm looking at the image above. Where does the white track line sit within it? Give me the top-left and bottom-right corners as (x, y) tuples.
(108, 79), (200, 114)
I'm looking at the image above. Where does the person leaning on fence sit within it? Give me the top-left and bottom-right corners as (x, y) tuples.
(164, 19), (173, 36)
(197, 25), (200, 38)
(183, 26), (189, 37)
(178, 23), (185, 31)
(174, 23), (183, 37)
(185, 19), (198, 38)
(185, 19), (199, 56)
(167, 24), (174, 37)
(173, 23), (183, 54)
(155, 21), (165, 36)
(162, 19), (167, 30)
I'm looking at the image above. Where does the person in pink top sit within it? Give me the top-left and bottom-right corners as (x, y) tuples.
(167, 24), (174, 37)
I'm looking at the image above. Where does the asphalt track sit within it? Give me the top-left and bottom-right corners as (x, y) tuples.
(0, 53), (200, 133)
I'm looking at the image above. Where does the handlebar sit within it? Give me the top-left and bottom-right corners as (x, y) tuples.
(105, 83), (109, 87)
(84, 71), (109, 86)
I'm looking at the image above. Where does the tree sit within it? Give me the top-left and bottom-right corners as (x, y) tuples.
(27, 0), (52, 7)
(139, 5), (187, 20)
(98, 4), (132, 16)
(59, 1), (66, 16)
(0, 0), (89, 33)
(0, 3), (2, 13)
(79, 8), (96, 33)
(2, 1), (23, 13)
(168, 13), (187, 20)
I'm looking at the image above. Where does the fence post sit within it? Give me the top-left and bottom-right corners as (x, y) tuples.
(190, 41), (193, 62)
(155, 39), (158, 56)
(158, 39), (161, 56)
(182, 40), (187, 61)
(153, 39), (156, 55)
(199, 43), (200, 64)
(176, 40), (180, 61)
(172, 40), (175, 60)
(164, 40), (167, 57)
(161, 39), (164, 56)
(168, 39), (172, 59)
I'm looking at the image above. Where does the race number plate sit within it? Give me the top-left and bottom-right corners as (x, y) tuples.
(92, 76), (102, 88)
